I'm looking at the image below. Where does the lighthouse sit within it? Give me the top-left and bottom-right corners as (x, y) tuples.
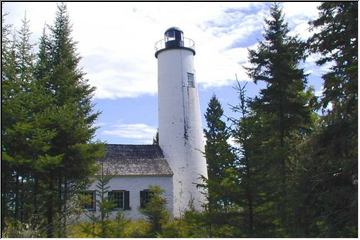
(155, 27), (208, 217)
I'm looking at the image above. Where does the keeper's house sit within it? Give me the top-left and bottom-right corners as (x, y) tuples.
(84, 144), (173, 219)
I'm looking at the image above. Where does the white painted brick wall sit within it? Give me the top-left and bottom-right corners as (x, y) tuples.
(157, 48), (208, 217)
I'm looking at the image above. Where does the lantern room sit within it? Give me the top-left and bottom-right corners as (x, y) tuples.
(154, 27), (195, 58)
(164, 27), (184, 48)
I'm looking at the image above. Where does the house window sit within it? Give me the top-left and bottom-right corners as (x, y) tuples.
(187, 72), (195, 88)
(108, 190), (130, 210)
(140, 189), (153, 208)
(83, 191), (96, 211)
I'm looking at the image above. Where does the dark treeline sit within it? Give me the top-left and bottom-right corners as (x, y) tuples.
(2, 3), (104, 237)
(202, 2), (357, 237)
(1, 2), (357, 238)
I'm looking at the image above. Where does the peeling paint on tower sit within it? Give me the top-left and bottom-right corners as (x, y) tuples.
(155, 27), (208, 217)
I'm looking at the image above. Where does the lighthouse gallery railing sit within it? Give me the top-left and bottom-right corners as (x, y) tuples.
(154, 37), (195, 52)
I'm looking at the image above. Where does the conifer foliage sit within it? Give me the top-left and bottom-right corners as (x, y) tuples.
(2, 2), (357, 238)
(245, 3), (313, 235)
(204, 95), (236, 210)
(2, 3), (104, 237)
(296, 2), (358, 237)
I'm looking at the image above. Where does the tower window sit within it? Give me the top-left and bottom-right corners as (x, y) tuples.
(187, 72), (195, 88)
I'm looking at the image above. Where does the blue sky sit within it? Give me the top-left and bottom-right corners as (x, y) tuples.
(4, 2), (327, 144)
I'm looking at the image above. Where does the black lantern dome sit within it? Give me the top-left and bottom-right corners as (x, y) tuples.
(155, 27), (195, 58)
(164, 27), (184, 48)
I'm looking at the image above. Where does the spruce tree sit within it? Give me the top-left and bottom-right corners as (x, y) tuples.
(16, 14), (35, 87)
(297, 2), (358, 237)
(2, 3), (103, 237)
(2, 14), (59, 236)
(245, 3), (313, 235)
(140, 185), (169, 237)
(230, 81), (256, 236)
(2, 14), (36, 227)
(231, 81), (281, 237)
(204, 95), (236, 210)
(202, 95), (241, 237)
(34, 3), (104, 236)
(1, 11), (16, 232)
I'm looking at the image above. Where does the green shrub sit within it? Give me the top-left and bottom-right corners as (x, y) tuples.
(140, 185), (169, 237)
(2, 219), (44, 238)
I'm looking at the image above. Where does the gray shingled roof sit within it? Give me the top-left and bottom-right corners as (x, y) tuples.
(97, 144), (173, 176)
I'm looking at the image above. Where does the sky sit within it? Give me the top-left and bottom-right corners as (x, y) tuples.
(3, 2), (327, 144)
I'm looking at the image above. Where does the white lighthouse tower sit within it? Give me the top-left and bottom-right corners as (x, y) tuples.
(155, 27), (208, 217)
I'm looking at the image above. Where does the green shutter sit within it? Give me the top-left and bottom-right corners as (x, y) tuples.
(124, 191), (130, 210)
(140, 190), (145, 208)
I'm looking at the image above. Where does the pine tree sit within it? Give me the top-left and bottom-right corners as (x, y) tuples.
(16, 14), (35, 88)
(230, 81), (282, 237)
(140, 185), (169, 237)
(2, 14), (60, 236)
(81, 162), (115, 237)
(230, 81), (255, 236)
(201, 95), (240, 237)
(309, 2), (357, 116)
(1, 10), (17, 232)
(2, 13), (35, 226)
(28, 3), (105, 237)
(204, 95), (236, 210)
(2, 3), (104, 237)
(296, 2), (358, 237)
(245, 3), (313, 235)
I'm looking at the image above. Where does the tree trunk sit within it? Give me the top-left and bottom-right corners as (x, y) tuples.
(15, 173), (19, 221)
(63, 179), (68, 237)
(1, 166), (8, 232)
(33, 175), (38, 230)
(20, 176), (24, 222)
(246, 166), (254, 235)
(46, 180), (54, 238)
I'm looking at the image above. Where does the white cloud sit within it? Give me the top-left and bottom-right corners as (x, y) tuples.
(227, 136), (238, 148)
(282, 2), (320, 20)
(314, 89), (323, 97)
(3, 2), (321, 99)
(282, 2), (321, 39)
(102, 123), (157, 144)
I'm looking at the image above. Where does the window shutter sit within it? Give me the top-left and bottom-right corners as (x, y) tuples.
(92, 191), (96, 210)
(140, 190), (145, 208)
(124, 191), (130, 210)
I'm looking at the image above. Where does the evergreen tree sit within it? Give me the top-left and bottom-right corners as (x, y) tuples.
(2, 14), (35, 228)
(230, 81), (255, 236)
(1, 10), (17, 232)
(204, 95), (236, 210)
(81, 162), (115, 237)
(152, 130), (159, 145)
(140, 185), (169, 237)
(296, 2), (358, 237)
(245, 3), (313, 236)
(31, 3), (104, 237)
(2, 13), (60, 236)
(2, 3), (104, 237)
(202, 95), (240, 237)
(96, 163), (115, 237)
(16, 14), (35, 88)
(231, 80), (282, 237)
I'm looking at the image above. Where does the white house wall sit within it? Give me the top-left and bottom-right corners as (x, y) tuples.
(85, 175), (173, 220)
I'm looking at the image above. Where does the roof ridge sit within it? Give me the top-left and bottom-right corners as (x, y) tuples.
(105, 143), (158, 146)
(97, 144), (173, 176)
